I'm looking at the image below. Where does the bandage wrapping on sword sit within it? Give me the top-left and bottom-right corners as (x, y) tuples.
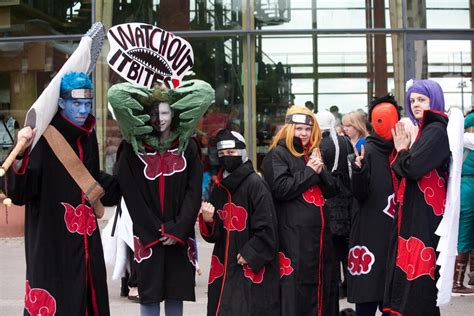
(0, 22), (105, 176)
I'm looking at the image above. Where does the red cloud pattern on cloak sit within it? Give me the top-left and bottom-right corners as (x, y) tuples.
(217, 202), (248, 232)
(138, 149), (186, 180)
(303, 185), (325, 206)
(279, 251), (294, 278)
(208, 255), (224, 284)
(24, 280), (56, 316)
(417, 169), (446, 216)
(187, 237), (197, 267)
(348, 245), (376, 275)
(243, 264), (265, 284)
(396, 236), (436, 280)
(62, 202), (97, 236)
(383, 193), (397, 218)
(133, 236), (153, 263)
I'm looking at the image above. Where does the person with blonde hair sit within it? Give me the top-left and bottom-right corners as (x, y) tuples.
(342, 111), (370, 152)
(261, 105), (338, 316)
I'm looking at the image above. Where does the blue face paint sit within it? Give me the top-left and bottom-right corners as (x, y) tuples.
(60, 98), (92, 126)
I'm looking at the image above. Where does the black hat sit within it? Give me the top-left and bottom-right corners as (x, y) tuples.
(216, 129), (246, 150)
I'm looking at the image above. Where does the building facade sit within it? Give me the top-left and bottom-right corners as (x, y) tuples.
(0, 0), (473, 235)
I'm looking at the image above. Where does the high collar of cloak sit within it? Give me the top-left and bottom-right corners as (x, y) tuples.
(218, 160), (255, 193)
(365, 134), (394, 154)
(51, 111), (96, 142)
(278, 137), (309, 154)
(143, 139), (179, 153)
(420, 109), (448, 130)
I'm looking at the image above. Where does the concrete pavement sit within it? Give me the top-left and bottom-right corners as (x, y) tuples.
(1, 210), (473, 315)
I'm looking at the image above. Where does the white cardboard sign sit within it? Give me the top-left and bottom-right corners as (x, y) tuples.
(107, 23), (194, 89)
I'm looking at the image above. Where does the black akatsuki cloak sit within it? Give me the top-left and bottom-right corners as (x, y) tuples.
(199, 161), (280, 316)
(347, 135), (396, 304)
(7, 112), (120, 316)
(261, 138), (338, 316)
(115, 139), (202, 304)
(384, 111), (450, 316)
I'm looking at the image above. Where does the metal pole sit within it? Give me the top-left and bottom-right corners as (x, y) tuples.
(460, 51), (465, 113)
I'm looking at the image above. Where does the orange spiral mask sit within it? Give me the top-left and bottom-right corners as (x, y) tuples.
(371, 102), (399, 141)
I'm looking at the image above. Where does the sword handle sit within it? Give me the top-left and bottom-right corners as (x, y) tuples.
(0, 137), (28, 177)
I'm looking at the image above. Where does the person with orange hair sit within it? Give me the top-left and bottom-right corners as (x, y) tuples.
(261, 105), (338, 316)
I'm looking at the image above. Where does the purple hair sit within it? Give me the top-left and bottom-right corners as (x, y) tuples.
(405, 79), (445, 125)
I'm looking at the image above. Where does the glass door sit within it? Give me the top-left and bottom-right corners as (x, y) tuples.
(405, 33), (474, 114)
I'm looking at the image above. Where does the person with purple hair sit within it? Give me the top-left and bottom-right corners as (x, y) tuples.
(383, 79), (451, 315)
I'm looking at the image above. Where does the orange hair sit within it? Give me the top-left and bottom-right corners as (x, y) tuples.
(270, 106), (321, 158)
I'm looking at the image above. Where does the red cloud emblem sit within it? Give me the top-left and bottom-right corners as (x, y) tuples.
(62, 203), (97, 236)
(133, 236), (153, 263)
(217, 202), (248, 232)
(348, 245), (376, 275)
(278, 252), (294, 278)
(303, 185), (325, 206)
(24, 280), (56, 316)
(208, 255), (224, 284)
(396, 236), (435, 280)
(187, 238), (197, 267)
(138, 149), (186, 180)
(243, 264), (265, 284)
(417, 169), (446, 216)
(383, 193), (397, 218)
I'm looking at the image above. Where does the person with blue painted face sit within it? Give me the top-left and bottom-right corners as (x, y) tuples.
(7, 71), (120, 315)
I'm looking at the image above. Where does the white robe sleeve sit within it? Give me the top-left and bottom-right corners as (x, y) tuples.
(435, 107), (464, 306)
(464, 132), (474, 150)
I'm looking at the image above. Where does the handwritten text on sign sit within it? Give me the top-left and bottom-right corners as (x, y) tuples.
(107, 23), (194, 89)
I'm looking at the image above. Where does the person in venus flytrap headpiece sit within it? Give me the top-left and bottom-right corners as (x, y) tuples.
(108, 78), (214, 315)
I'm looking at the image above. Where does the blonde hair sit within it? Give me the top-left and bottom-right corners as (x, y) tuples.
(270, 106), (321, 158)
(341, 111), (370, 138)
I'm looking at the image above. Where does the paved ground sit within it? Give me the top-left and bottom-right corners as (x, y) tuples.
(1, 208), (473, 315)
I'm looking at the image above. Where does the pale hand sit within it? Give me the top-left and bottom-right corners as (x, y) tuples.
(307, 156), (324, 174)
(200, 201), (215, 223)
(17, 127), (37, 156)
(392, 122), (411, 152)
(353, 145), (365, 169)
(237, 253), (248, 266)
(159, 236), (177, 246)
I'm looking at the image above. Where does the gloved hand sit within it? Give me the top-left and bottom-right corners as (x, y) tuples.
(159, 236), (177, 246)
(167, 80), (214, 152)
(108, 83), (153, 152)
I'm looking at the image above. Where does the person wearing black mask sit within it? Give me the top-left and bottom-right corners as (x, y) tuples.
(199, 129), (280, 315)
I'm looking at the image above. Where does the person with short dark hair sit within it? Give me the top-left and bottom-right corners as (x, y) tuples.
(305, 101), (315, 112)
(330, 105), (342, 124)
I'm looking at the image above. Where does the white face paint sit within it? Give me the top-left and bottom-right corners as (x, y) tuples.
(151, 102), (173, 133)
